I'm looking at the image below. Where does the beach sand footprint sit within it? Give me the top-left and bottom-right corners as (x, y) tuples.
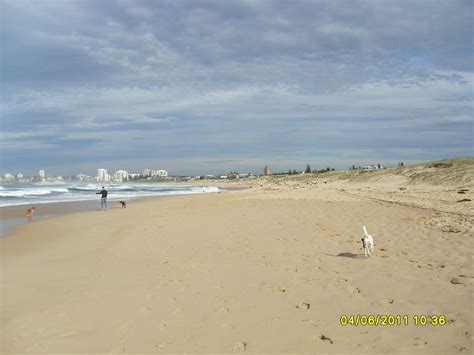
(450, 275), (473, 285)
(267, 286), (288, 293)
(216, 306), (230, 314)
(232, 340), (247, 352)
(346, 286), (361, 294)
(412, 336), (428, 348)
(442, 225), (462, 233)
(313, 334), (334, 344)
(156, 341), (171, 349)
(296, 302), (310, 309)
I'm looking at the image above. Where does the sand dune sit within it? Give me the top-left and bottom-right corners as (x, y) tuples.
(1, 157), (473, 353)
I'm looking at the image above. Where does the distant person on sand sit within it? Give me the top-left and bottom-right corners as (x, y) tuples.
(96, 186), (108, 209)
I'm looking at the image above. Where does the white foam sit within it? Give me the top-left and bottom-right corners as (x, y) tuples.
(0, 187), (69, 197)
(0, 183), (220, 207)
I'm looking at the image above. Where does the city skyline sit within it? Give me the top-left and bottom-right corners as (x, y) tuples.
(1, 167), (170, 179)
(0, 160), (400, 182)
(2, 1), (472, 175)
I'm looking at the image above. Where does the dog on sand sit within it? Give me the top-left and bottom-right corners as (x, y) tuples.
(26, 207), (36, 217)
(119, 201), (127, 208)
(362, 225), (374, 257)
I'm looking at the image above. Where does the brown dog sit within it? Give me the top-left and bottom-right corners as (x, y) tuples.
(119, 201), (127, 208)
(26, 207), (36, 216)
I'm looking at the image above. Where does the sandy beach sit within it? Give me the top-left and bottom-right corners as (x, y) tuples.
(1, 159), (473, 354)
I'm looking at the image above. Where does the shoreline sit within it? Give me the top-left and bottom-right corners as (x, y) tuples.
(0, 184), (247, 237)
(0, 199), (111, 238)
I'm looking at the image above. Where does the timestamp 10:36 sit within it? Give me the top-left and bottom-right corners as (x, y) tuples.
(340, 314), (447, 326)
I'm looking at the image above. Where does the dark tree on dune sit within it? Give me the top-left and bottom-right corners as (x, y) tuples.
(305, 164), (311, 173)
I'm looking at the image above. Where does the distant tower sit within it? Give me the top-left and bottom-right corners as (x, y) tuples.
(114, 170), (129, 181)
(38, 170), (45, 179)
(263, 166), (271, 176)
(97, 168), (109, 181)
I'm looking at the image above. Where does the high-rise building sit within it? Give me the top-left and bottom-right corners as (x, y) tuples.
(38, 170), (45, 179)
(263, 166), (271, 176)
(97, 168), (110, 182)
(114, 170), (129, 181)
(77, 173), (91, 181)
(156, 169), (168, 177)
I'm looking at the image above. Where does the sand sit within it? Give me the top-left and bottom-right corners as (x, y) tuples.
(1, 164), (473, 353)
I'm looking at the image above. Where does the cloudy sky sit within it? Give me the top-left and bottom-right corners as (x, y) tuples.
(1, 0), (472, 176)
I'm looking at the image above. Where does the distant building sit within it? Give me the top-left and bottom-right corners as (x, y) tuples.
(97, 168), (110, 182)
(361, 165), (383, 170)
(16, 173), (24, 179)
(77, 173), (91, 181)
(3, 173), (14, 181)
(114, 170), (129, 181)
(18, 177), (32, 183)
(140, 169), (168, 178)
(38, 170), (45, 179)
(263, 166), (271, 176)
(142, 169), (153, 177)
(227, 171), (240, 179)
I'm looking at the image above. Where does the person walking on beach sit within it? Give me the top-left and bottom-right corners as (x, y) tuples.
(96, 186), (108, 209)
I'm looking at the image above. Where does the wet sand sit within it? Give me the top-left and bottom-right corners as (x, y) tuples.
(0, 185), (246, 237)
(0, 200), (114, 237)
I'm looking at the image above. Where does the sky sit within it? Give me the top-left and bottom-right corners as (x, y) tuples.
(1, 0), (473, 176)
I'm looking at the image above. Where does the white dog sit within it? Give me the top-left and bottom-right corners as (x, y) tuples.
(362, 225), (374, 257)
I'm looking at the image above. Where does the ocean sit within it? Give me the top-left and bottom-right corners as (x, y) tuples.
(0, 182), (220, 207)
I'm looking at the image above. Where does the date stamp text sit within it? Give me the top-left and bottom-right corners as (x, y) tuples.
(340, 314), (446, 326)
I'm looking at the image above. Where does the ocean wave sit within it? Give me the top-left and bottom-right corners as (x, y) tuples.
(0, 187), (69, 197)
(0, 183), (220, 207)
(67, 184), (103, 191)
(68, 184), (143, 192)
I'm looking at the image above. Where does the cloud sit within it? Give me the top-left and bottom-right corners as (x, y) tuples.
(1, 0), (472, 175)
